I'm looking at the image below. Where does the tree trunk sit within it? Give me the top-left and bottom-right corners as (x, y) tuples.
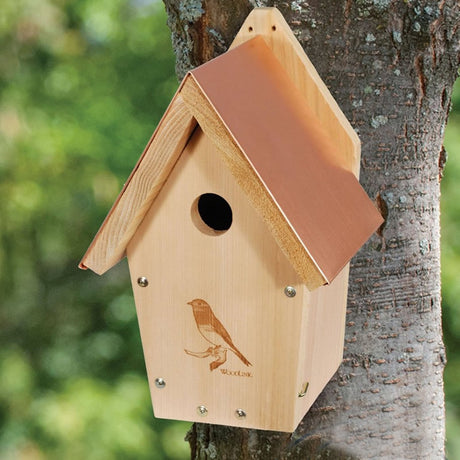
(163, 1), (459, 458)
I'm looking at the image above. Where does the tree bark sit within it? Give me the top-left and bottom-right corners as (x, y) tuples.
(163, 1), (460, 458)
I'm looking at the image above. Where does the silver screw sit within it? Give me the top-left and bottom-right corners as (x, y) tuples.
(197, 405), (208, 416)
(235, 408), (246, 419)
(284, 286), (296, 297)
(137, 277), (149, 287)
(155, 378), (165, 389)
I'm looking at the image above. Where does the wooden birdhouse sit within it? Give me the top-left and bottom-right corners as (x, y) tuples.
(80, 8), (383, 432)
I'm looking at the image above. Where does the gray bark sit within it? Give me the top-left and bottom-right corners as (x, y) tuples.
(163, 1), (460, 458)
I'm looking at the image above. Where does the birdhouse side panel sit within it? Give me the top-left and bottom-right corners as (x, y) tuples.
(126, 127), (306, 432)
(294, 265), (349, 425)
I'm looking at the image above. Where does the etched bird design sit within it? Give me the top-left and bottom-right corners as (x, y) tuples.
(185, 298), (252, 371)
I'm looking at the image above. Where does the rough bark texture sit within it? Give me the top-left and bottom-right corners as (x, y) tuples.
(163, 1), (460, 458)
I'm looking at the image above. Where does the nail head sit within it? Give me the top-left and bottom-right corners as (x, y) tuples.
(197, 405), (208, 416)
(284, 286), (296, 297)
(155, 377), (166, 389)
(235, 408), (246, 419)
(137, 276), (149, 287)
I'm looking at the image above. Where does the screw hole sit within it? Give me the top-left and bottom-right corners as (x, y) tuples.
(248, 26), (253, 32)
(272, 25), (276, 31)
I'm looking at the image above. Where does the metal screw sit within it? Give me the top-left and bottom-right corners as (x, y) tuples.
(284, 286), (296, 297)
(298, 381), (309, 398)
(197, 405), (208, 416)
(137, 277), (149, 287)
(155, 378), (166, 389)
(235, 408), (246, 419)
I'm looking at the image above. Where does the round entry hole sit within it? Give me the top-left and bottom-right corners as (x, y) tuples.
(192, 193), (233, 235)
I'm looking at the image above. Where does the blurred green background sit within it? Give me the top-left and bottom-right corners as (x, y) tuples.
(0, 1), (458, 458)
(443, 76), (460, 457)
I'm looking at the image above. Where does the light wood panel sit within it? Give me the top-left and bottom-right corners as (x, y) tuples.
(230, 7), (361, 177)
(127, 129), (351, 431)
(294, 265), (350, 425)
(127, 128), (308, 431)
(79, 94), (196, 274)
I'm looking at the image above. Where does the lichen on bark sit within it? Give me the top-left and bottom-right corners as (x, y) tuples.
(163, 0), (260, 79)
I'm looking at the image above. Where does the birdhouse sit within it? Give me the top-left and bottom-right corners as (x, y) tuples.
(80, 8), (383, 432)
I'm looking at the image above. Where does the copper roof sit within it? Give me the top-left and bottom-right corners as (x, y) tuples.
(189, 37), (382, 282)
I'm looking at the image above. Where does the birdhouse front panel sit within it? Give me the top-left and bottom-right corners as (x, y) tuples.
(126, 127), (311, 431)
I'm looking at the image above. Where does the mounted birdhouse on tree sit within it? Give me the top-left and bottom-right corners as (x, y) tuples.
(79, 8), (383, 432)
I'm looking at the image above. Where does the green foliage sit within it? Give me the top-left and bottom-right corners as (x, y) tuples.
(0, 0), (458, 458)
(0, 0), (189, 458)
(442, 78), (460, 459)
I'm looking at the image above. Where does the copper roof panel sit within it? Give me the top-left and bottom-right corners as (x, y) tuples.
(191, 37), (383, 282)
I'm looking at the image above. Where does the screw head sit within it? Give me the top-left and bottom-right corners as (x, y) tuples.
(284, 286), (296, 298)
(235, 408), (246, 419)
(137, 277), (149, 287)
(197, 405), (208, 416)
(155, 378), (165, 389)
